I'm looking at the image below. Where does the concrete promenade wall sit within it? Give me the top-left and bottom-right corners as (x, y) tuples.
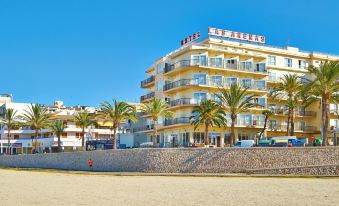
(0, 147), (338, 175)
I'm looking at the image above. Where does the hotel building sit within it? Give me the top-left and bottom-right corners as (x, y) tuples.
(137, 27), (339, 147)
(0, 96), (136, 154)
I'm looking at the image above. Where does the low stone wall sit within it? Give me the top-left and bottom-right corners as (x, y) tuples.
(0, 147), (338, 175)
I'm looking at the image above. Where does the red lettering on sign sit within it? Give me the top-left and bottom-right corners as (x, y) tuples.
(231, 32), (235, 38)
(243, 33), (247, 39)
(215, 29), (219, 35)
(249, 34), (253, 40)
(237, 32), (241, 38)
(260, 36), (265, 43)
(221, 30), (226, 36)
(254, 35), (259, 41)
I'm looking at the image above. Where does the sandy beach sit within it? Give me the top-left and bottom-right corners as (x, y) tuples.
(0, 169), (338, 206)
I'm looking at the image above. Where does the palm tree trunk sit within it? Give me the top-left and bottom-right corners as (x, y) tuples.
(259, 116), (268, 139)
(204, 123), (209, 146)
(81, 127), (85, 149)
(57, 134), (61, 152)
(34, 130), (38, 152)
(113, 126), (117, 149)
(323, 98), (330, 146)
(286, 109), (291, 136)
(153, 121), (158, 147)
(230, 114), (236, 146)
(290, 108), (295, 136)
(7, 128), (11, 155)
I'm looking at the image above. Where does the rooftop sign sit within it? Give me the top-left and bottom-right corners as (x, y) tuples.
(208, 27), (265, 44)
(181, 31), (200, 46)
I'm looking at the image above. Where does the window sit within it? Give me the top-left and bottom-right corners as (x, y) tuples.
(157, 81), (163, 91)
(211, 93), (222, 104)
(224, 133), (231, 145)
(254, 98), (266, 107)
(299, 121), (306, 131)
(237, 114), (252, 126)
(256, 63), (266, 72)
(254, 80), (266, 90)
(225, 77), (237, 86)
(156, 63), (164, 74)
(298, 60), (307, 69)
(181, 133), (190, 146)
(239, 61), (253, 71)
(284, 58), (292, 67)
(268, 72), (277, 82)
(14, 135), (19, 139)
(192, 55), (207, 66)
(238, 133), (250, 141)
(193, 92), (207, 104)
(193, 132), (205, 143)
(209, 57), (223, 68)
(269, 120), (277, 129)
(267, 56), (276, 65)
(193, 74), (207, 85)
(241, 79), (252, 88)
(210, 75), (223, 86)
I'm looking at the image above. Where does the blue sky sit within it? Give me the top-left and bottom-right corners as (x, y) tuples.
(0, 0), (338, 106)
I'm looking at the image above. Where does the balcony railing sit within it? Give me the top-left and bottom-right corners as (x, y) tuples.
(164, 59), (267, 74)
(140, 76), (155, 88)
(271, 108), (316, 117)
(269, 123), (317, 132)
(164, 117), (191, 126)
(140, 92), (155, 102)
(169, 98), (194, 107)
(163, 78), (266, 91)
(132, 124), (154, 133)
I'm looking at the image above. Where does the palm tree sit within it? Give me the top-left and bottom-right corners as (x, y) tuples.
(49, 120), (66, 152)
(22, 104), (51, 152)
(97, 100), (137, 149)
(218, 83), (256, 146)
(140, 98), (174, 147)
(190, 99), (227, 146)
(258, 109), (273, 139)
(0, 108), (18, 155)
(305, 62), (339, 146)
(75, 111), (96, 149)
(270, 74), (303, 135)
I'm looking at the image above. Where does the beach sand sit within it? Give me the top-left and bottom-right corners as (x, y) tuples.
(0, 169), (338, 206)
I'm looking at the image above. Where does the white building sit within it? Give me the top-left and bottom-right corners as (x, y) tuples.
(0, 97), (134, 154)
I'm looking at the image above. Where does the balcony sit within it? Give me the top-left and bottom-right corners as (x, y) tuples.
(140, 92), (155, 102)
(268, 123), (318, 132)
(163, 78), (267, 93)
(271, 108), (316, 117)
(163, 59), (267, 76)
(232, 119), (265, 128)
(140, 76), (155, 88)
(132, 124), (154, 133)
(164, 117), (191, 126)
(169, 98), (195, 108)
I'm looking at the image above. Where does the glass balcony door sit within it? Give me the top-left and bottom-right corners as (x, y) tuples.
(193, 74), (207, 85)
(210, 75), (223, 87)
(192, 55), (207, 66)
(209, 57), (223, 68)
(241, 79), (252, 88)
(239, 61), (253, 71)
(254, 80), (266, 90)
(225, 77), (238, 87)
(225, 59), (238, 69)
(193, 92), (207, 104)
